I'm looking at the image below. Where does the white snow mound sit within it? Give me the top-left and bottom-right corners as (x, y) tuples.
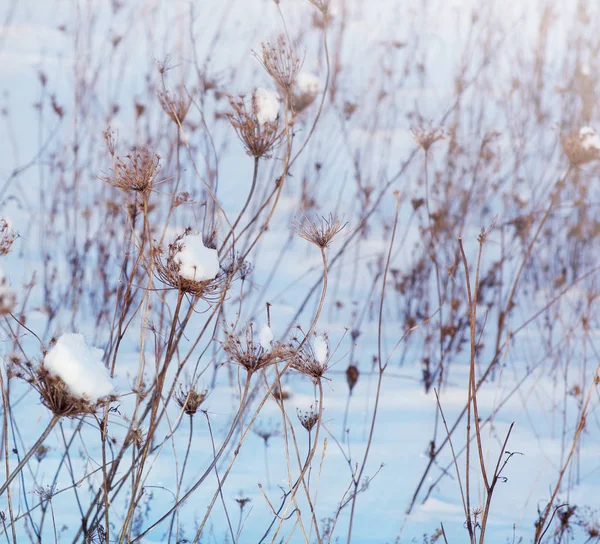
(44, 333), (114, 402)
(253, 88), (280, 124)
(176, 233), (220, 282)
(297, 72), (321, 96)
(259, 324), (274, 351)
(579, 126), (600, 151)
(313, 334), (328, 365)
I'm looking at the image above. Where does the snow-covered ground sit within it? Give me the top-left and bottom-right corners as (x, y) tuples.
(1, 0), (600, 543)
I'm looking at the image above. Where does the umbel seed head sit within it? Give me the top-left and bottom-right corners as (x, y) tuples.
(294, 213), (346, 249)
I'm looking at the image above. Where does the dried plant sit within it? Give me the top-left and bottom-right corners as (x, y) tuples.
(297, 403), (320, 432)
(100, 148), (161, 193)
(9, 360), (112, 418)
(255, 36), (303, 92)
(157, 87), (193, 124)
(226, 93), (283, 158)
(174, 383), (208, 416)
(561, 127), (600, 166)
(222, 322), (284, 374)
(293, 213), (346, 248)
(412, 125), (446, 152)
(0, 218), (17, 255)
(154, 230), (227, 299)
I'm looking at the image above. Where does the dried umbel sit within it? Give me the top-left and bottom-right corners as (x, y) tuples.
(307, 0), (330, 13)
(101, 148), (161, 193)
(0, 218), (17, 255)
(256, 36), (303, 92)
(412, 125), (446, 152)
(294, 213), (346, 248)
(252, 420), (280, 444)
(561, 126), (600, 166)
(286, 333), (330, 380)
(346, 364), (359, 392)
(222, 322), (284, 374)
(226, 93), (282, 158)
(154, 230), (226, 299)
(297, 403), (320, 432)
(174, 383), (208, 416)
(157, 87), (193, 124)
(9, 360), (112, 418)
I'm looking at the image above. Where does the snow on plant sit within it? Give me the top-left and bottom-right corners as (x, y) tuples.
(175, 233), (220, 282)
(313, 333), (328, 365)
(0, 267), (16, 315)
(259, 323), (274, 351)
(579, 126), (600, 151)
(297, 72), (320, 96)
(253, 87), (280, 124)
(44, 333), (114, 402)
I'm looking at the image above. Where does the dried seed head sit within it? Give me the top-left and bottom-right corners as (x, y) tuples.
(222, 322), (284, 374)
(307, 0), (330, 14)
(226, 92), (283, 158)
(158, 87), (193, 124)
(175, 383), (208, 416)
(0, 218), (17, 256)
(294, 213), (346, 248)
(34, 444), (51, 463)
(255, 36), (303, 92)
(412, 125), (445, 152)
(561, 126), (600, 166)
(101, 147), (161, 193)
(252, 419), (280, 444)
(286, 332), (330, 380)
(346, 364), (359, 392)
(103, 128), (117, 156)
(9, 360), (112, 418)
(154, 229), (227, 299)
(235, 496), (251, 510)
(297, 403), (320, 432)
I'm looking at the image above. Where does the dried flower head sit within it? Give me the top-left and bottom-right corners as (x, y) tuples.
(252, 419), (280, 444)
(308, 0), (330, 13)
(174, 383), (208, 416)
(158, 86), (193, 124)
(297, 402), (320, 432)
(286, 332), (330, 380)
(346, 364), (359, 392)
(101, 148), (161, 193)
(235, 496), (251, 510)
(412, 125), (445, 151)
(294, 213), (346, 248)
(222, 322), (284, 374)
(255, 36), (303, 92)
(154, 229), (226, 299)
(35, 444), (51, 463)
(9, 360), (112, 418)
(226, 93), (283, 158)
(0, 218), (16, 256)
(561, 126), (600, 166)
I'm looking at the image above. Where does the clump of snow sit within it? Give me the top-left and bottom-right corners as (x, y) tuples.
(176, 233), (220, 282)
(259, 324), (274, 351)
(44, 333), (114, 402)
(313, 334), (328, 364)
(0, 267), (15, 315)
(579, 126), (600, 151)
(253, 88), (280, 124)
(297, 72), (321, 96)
